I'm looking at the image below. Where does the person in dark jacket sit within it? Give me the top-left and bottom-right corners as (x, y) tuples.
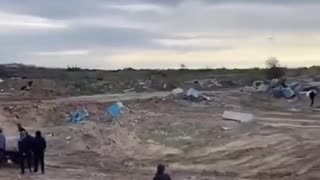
(309, 90), (317, 107)
(18, 130), (33, 174)
(153, 164), (172, 180)
(33, 131), (46, 174)
(0, 128), (6, 168)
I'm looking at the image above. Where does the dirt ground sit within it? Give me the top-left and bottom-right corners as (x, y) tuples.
(1, 89), (320, 180)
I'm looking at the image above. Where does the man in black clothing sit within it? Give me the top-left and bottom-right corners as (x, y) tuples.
(310, 90), (317, 107)
(33, 131), (46, 174)
(153, 164), (172, 180)
(0, 128), (5, 168)
(18, 130), (33, 174)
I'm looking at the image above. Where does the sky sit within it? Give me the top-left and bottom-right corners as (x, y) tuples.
(1, 0), (320, 69)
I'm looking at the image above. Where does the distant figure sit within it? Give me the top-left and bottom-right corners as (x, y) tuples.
(0, 128), (6, 168)
(153, 164), (172, 180)
(309, 90), (317, 107)
(18, 130), (33, 174)
(17, 123), (26, 133)
(33, 131), (46, 174)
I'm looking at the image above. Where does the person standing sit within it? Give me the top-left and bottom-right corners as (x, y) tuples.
(0, 128), (6, 168)
(153, 164), (172, 180)
(309, 90), (317, 107)
(18, 130), (33, 174)
(33, 131), (46, 174)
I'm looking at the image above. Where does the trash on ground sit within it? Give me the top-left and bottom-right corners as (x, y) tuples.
(186, 88), (199, 98)
(282, 87), (295, 99)
(106, 102), (124, 118)
(258, 84), (269, 92)
(20, 81), (33, 91)
(243, 86), (258, 93)
(69, 106), (89, 123)
(123, 88), (135, 93)
(172, 88), (184, 95)
(65, 136), (72, 141)
(185, 88), (202, 102)
(222, 111), (255, 123)
(253, 81), (264, 89)
(194, 79), (222, 88)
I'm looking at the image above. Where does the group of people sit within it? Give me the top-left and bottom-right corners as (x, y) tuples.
(0, 123), (47, 175)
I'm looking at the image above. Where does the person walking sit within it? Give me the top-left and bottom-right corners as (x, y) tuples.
(309, 90), (317, 107)
(0, 128), (6, 168)
(18, 130), (33, 174)
(33, 131), (46, 174)
(153, 164), (172, 180)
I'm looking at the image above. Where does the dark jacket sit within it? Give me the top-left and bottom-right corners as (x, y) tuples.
(153, 174), (171, 180)
(18, 135), (34, 153)
(0, 133), (5, 151)
(33, 136), (46, 154)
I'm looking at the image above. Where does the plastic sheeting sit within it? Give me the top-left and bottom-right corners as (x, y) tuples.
(70, 107), (89, 123)
(272, 86), (295, 99)
(186, 88), (200, 99)
(107, 102), (124, 118)
(272, 87), (283, 98)
(282, 87), (295, 99)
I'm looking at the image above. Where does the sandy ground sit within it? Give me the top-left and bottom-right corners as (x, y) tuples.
(1, 89), (320, 180)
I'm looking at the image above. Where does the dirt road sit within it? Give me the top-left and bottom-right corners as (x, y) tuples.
(1, 90), (320, 180)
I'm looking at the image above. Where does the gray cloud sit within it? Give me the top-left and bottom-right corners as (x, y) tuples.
(0, 0), (320, 68)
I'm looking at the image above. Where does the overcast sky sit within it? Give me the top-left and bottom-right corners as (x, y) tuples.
(0, 0), (320, 69)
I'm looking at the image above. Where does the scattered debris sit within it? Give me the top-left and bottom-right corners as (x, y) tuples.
(222, 111), (255, 123)
(253, 81), (264, 89)
(258, 84), (269, 92)
(282, 87), (295, 99)
(194, 79), (222, 88)
(172, 88), (184, 95)
(69, 107), (89, 123)
(123, 88), (135, 93)
(243, 86), (258, 93)
(20, 80), (33, 91)
(106, 102), (124, 118)
(65, 136), (72, 141)
(186, 88), (200, 100)
(0, 79), (3, 84)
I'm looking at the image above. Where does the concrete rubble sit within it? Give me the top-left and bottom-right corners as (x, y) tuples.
(222, 111), (255, 123)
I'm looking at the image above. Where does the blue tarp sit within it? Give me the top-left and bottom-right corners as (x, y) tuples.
(106, 102), (124, 118)
(282, 87), (295, 99)
(69, 107), (89, 123)
(272, 87), (283, 98)
(272, 87), (295, 99)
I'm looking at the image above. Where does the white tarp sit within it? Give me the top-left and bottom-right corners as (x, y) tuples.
(186, 88), (200, 98)
(222, 111), (254, 123)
